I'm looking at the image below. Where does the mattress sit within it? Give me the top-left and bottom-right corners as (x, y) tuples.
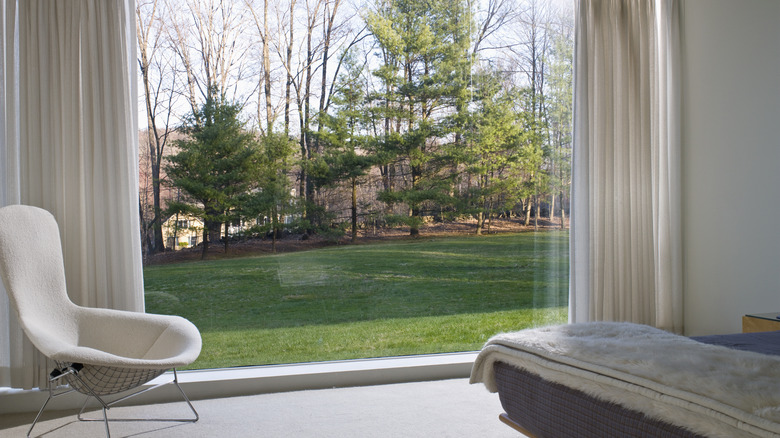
(472, 324), (780, 438)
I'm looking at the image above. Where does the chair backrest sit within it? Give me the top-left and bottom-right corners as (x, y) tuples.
(0, 205), (78, 355)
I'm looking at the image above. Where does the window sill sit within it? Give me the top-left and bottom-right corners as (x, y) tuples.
(0, 352), (477, 414)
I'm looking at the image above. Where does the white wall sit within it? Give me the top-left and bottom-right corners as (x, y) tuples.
(682, 0), (780, 335)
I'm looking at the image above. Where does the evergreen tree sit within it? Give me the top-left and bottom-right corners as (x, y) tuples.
(512, 88), (548, 228)
(165, 91), (258, 258)
(243, 132), (297, 253)
(462, 68), (522, 234)
(312, 50), (375, 242)
(366, 0), (472, 236)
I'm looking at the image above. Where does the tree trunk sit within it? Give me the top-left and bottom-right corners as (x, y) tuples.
(299, 122), (307, 213)
(409, 163), (421, 237)
(534, 194), (539, 231)
(549, 192), (555, 222)
(173, 212), (180, 250)
(284, 0), (295, 134)
(524, 198), (532, 227)
(263, 0), (273, 133)
(410, 206), (419, 237)
(271, 206), (278, 253)
(139, 200), (152, 257)
(137, 7), (167, 254)
(351, 177), (358, 242)
(201, 226), (210, 260)
(303, 14), (315, 213)
(560, 190), (567, 230)
(224, 220), (230, 253)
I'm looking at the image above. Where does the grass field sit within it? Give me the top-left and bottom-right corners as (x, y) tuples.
(143, 231), (569, 369)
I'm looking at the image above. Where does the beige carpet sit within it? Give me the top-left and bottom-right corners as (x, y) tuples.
(0, 379), (523, 437)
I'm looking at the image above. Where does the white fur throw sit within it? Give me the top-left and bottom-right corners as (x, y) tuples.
(470, 322), (780, 438)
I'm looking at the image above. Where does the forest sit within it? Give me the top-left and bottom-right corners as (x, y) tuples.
(136, 0), (574, 257)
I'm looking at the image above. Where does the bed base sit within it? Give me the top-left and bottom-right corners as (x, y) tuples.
(493, 361), (707, 438)
(485, 329), (780, 437)
(499, 413), (537, 437)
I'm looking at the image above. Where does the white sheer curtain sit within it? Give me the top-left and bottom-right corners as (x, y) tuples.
(0, 0), (143, 389)
(569, 0), (682, 333)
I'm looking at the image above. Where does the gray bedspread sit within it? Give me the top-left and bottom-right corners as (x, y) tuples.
(693, 330), (780, 356)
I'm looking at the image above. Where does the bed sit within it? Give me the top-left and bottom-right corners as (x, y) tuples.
(470, 322), (780, 438)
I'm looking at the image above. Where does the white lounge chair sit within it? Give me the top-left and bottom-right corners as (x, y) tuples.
(0, 205), (202, 437)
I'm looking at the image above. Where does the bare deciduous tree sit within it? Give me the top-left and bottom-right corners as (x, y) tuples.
(168, 0), (254, 110)
(246, 0), (278, 133)
(137, 0), (179, 255)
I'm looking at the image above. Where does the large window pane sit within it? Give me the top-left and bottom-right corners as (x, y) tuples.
(137, 0), (573, 370)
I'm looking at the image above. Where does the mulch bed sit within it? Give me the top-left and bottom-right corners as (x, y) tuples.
(144, 217), (568, 266)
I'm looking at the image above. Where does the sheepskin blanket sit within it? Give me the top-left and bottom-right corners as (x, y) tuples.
(470, 322), (780, 438)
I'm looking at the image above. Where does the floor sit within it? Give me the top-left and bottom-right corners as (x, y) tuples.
(0, 379), (523, 437)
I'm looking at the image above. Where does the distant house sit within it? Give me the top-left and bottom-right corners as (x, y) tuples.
(161, 211), (299, 250)
(162, 215), (203, 250)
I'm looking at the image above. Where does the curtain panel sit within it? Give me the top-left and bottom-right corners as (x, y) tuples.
(0, 0), (142, 390)
(569, 0), (682, 332)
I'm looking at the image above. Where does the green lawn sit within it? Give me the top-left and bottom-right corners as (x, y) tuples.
(143, 231), (569, 369)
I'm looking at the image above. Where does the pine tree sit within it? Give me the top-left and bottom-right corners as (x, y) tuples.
(463, 68), (522, 235)
(165, 91), (258, 258)
(243, 132), (297, 253)
(312, 50), (375, 242)
(366, 0), (472, 236)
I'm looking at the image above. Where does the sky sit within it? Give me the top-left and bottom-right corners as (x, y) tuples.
(136, 0), (574, 132)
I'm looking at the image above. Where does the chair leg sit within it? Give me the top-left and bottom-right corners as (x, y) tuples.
(77, 395), (113, 438)
(29, 367), (196, 437)
(75, 368), (198, 438)
(172, 368), (199, 422)
(26, 391), (52, 438)
(28, 368), (78, 438)
(101, 406), (111, 438)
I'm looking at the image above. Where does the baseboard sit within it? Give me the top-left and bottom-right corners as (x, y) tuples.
(0, 352), (477, 415)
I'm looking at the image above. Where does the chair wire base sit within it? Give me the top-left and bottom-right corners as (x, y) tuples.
(27, 367), (198, 438)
